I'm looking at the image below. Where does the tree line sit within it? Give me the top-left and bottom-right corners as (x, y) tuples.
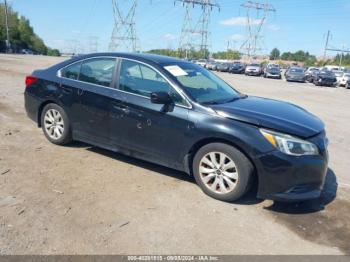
(147, 48), (241, 60)
(270, 47), (349, 67)
(0, 3), (60, 56)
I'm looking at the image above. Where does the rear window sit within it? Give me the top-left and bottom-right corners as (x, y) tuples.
(60, 57), (117, 87)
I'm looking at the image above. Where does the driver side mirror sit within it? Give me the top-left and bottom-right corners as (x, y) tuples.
(151, 91), (173, 105)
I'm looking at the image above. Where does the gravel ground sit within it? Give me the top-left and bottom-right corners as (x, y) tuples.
(0, 54), (349, 255)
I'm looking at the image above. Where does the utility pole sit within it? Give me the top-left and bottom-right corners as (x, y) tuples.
(323, 33), (350, 67)
(175, 0), (220, 59)
(4, 0), (11, 53)
(109, 0), (140, 52)
(240, 1), (275, 59)
(323, 30), (330, 61)
(339, 44), (345, 68)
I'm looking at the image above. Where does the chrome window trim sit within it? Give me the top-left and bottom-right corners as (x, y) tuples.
(57, 56), (193, 109)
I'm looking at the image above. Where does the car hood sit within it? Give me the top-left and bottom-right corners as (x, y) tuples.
(246, 66), (260, 70)
(210, 96), (324, 138)
(267, 68), (280, 73)
(319, 74), (336, 79)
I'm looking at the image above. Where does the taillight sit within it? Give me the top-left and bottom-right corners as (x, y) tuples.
(25, 76), (38, 87)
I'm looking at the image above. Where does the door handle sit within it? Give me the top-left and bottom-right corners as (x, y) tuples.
(61, 85), (73, 94)
(112, 101), (127, 109)
(111, 101), (129, 114)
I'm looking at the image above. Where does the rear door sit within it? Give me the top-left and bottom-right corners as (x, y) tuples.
(60, 57), (121, 146)
(110, 59), (192, 169)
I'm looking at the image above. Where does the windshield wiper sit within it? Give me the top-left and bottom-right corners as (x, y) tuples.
(202, 95), (246, 105)
(202, 100), (222, 105)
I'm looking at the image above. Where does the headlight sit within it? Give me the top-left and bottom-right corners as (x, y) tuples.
(260, 129), (319, 156)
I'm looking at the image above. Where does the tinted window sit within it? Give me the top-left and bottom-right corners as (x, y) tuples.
(61, 62), (81, 80)
(119, 60), (186, 105)
(79, 58), (116, 87)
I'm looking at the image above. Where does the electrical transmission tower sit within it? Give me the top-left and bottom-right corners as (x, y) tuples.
(176, 0), (220, 59)
(89, 36), (99, 53)
(240, 1), (275, 58)
(109, 0), (139, 52)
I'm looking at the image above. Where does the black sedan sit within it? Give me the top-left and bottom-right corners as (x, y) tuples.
(313, 70), (337, 87)
(24, 53), (329, 202)
(229, 62), (245, 74)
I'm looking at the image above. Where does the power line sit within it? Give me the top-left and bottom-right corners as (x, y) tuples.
(175, 0), (220, 59)
(109, 0), (140, 52)
(240, 1), (276, 58)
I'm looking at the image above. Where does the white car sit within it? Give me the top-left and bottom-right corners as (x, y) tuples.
(245, 63), (262, 76)
(333, 70), (344, 84)
(195, 59), (207, 67)
(338, 72), (350, 87)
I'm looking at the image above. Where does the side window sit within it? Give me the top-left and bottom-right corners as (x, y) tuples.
(118, 60), (186, 105)
(61, 62), (81, 80)
(79, 58), (116, 87)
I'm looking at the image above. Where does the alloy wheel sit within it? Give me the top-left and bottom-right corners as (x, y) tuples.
(44, 109), (64, 140)
(199, 152), (239, 194)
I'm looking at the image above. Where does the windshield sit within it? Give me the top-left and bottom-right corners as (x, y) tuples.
(163, 62), (241, 104)
(289, 68), (304, 73)
(320, 70), (335, 76)
(250, 64), (260, 67)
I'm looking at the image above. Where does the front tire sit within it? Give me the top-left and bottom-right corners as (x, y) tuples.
(192, 143), (253, 202)
(41, 103), (72, 145)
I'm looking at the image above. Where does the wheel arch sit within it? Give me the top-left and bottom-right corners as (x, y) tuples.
(184, 137), (258, 185)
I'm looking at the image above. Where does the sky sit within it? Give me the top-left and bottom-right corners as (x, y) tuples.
(8, 0), (350, 56)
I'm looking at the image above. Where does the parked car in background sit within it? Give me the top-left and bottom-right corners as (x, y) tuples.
(206, 61), (217, 70)
(229, 62), (245, 74)
(245, 63), (262, 76)
(24, 52), (329, 202)
(346, 79), (350, 89)
(195, 59), (207, 67)
(313, 70), (337, 87)
(263, 64), (282, 79)
(216, 62), (231, 72)
(285, 67), (306, 82)
(333, 70), (344, 84)
(324, 65), (340, 72)
(305, 67), (319, 82)
(21, 49), (34, 55)
(338, 72), (350, 87)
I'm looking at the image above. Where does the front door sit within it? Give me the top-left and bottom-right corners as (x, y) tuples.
(110, 59), (192, 169)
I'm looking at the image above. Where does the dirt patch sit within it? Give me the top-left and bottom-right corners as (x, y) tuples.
(265, 172), (350, 254)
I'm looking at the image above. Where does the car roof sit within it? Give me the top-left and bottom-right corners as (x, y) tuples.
(82, 52), (185, 65)
(48, 52), (190, 72)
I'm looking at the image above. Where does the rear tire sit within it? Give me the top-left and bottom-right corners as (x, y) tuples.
(41, 103), (72, 145)
(192, 143), (253, 202)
